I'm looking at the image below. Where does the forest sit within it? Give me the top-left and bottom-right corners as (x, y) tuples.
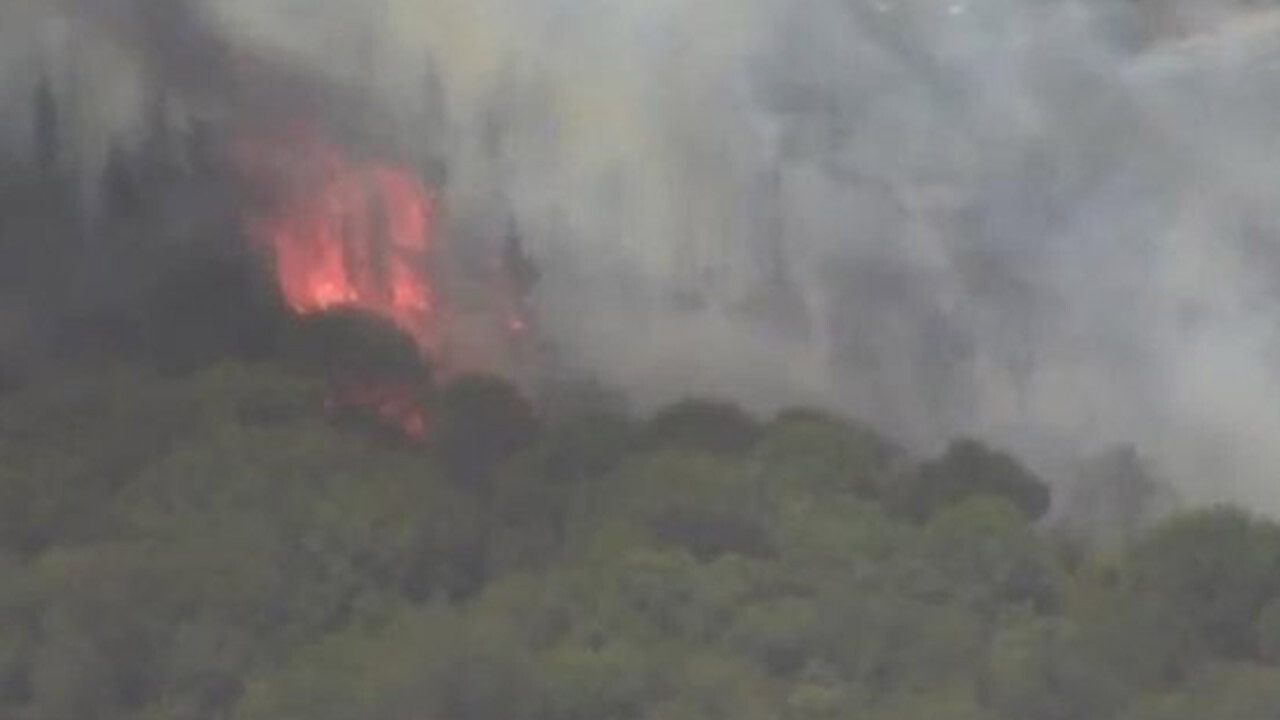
(2, 347), (1280, 720)
(3, 8), (1280, 715)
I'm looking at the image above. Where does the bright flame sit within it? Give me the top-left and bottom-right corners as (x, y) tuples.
(238, 127), (439, 355)
(234, 125), (439, 440)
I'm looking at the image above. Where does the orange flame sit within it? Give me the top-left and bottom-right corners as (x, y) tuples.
(238, 127), (439, 355)
(234, 126), (439, 440)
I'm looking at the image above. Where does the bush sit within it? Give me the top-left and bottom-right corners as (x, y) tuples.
(432, 374), (539, 483)
(1127, 507), (1280, 659)
(641, 399), (761, 455)
(754, 409), (896, 500)
(887, 438), (1051, 522)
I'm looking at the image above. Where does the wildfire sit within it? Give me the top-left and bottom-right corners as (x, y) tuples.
(234, 125), (439, 440)
(325, 379), (429, 443)
(239, 127), (439, 353)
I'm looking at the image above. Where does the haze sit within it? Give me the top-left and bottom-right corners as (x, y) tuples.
(3, 0), (1280, 512)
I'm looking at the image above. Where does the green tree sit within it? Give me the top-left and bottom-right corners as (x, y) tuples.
(0, 551), (31, 713)
(754, 409), (896, 500)
(234, 603), (539, 720)
(1120, 663), (1280, 720)
(432, 374), (539, 484)
(484, 408), (634, 572)
(1256, 595), (1280, 664)
(775, 494), (909, 594)
(641, 399), (761, 455)
(863, 689), (990, 720)
(728, 596), (819, 677)
(1126, 506), (1280, 659)
(606, 450), (776, 561)
(535, 638), (656, 720)
(647, 651), (776, 720)
(984, 615), (1127, 720)
(911, 497), (1065, 614)
(23, 543), (176, 720)
(888, 439), (1051, 522)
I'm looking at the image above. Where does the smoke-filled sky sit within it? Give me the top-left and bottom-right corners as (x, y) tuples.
(4, 0), (1280, 511)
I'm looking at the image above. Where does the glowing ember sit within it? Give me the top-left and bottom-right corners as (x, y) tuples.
(325, 379), (429, 443)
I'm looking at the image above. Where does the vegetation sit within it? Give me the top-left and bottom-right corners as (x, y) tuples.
(2, 358), (1279, 720)
(3, 27), (1279, 719)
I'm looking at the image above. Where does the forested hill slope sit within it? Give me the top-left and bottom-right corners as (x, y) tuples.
(2, 361), (1280, 720)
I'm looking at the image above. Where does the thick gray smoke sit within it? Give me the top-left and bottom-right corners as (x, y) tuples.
(5, 0), (1280, 512)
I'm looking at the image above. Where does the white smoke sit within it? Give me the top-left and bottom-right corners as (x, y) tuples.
(7, 0), (1280, 512)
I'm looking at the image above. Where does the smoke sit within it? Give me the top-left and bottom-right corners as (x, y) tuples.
(5, 0), (1280, 512)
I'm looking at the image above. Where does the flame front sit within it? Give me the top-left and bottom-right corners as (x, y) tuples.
(241, 128), (439, 355)
(235, 126), (439, 440)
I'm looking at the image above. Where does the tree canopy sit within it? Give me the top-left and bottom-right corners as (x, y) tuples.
(0, 360), (1276, 720)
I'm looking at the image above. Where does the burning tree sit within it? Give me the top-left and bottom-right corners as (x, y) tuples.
(234, 124), (441, 355)
(232, 122), (537, 441)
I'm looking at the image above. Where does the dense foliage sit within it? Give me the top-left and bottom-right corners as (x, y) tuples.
(1, 360), (1279, 720)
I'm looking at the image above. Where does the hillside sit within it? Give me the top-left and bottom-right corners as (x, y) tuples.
(1, 360), (1279, 720)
